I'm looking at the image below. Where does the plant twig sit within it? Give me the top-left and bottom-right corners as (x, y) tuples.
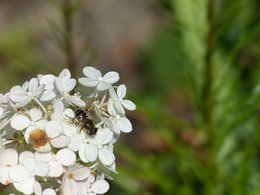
(203, 0), (214, 133)
(61, 0), (76, 75)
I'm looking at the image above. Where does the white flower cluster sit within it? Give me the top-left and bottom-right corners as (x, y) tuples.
(0, 66), (136, 195)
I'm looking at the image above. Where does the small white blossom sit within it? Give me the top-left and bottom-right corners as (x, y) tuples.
(79, 66), (119, 91)
(10, 108), (46, 139)
(9, 78), (44, 107)
(79, 128), (115, 166)
(45, 100), (77, 138)
(55, 69), (86, 107)
(83, 174), (110, 195)
(108, 84), (136, 115)
(38, 74), (57, 101)
(61, 165), (91, 195)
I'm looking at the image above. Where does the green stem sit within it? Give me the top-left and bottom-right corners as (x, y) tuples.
(203, 0), (214, 135)
(204, 0), (215, 194)
(62, 0), (76, 75)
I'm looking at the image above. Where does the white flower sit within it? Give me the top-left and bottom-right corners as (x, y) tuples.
(105, 107), (133, 134)
(38, 74), (57, 101)
(9, 78), (44, 107)
(108, 84), (136, 115)
(34, 152), (64, 178)
(79, 66), (119, 91)
(60, 164), (91, 195)
(45, 100), (77, 139)
(0, 149), (18, 185)
(55, 69), (85, 107)
(83, 174), (110, 195)
(79, 128), (115, 166)
(10, 108), (47, 142)
(0, 150), (39, 194)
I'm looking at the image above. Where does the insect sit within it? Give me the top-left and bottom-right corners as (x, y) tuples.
(74, 108), (98, 136)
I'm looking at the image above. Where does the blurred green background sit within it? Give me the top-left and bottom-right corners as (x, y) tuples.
(0, 0), (260, 194)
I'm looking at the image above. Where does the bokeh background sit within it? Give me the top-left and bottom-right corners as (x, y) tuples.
(1, 0), (260, 194)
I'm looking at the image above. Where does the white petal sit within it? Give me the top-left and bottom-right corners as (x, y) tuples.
(55, 148), (76, 166)
(24, 126), (36, 143)
(35, 152), (53, 162)
(15, 97), (32, 108)
(10, 115), (30, 131)
(35, 143), (52, 153)
(117, 84), (126, 99)
(45, 121), (62, 138)
(53, 99), (64, 114)
(102, 71), (119, 84)
(0, 149), (18, 166)
(40, 90), (56, 101)
(108, 87), (118, 101)
(63, 108), (75, 119)
(94, 128), (113, 145)
(34, 162), (50, 177)
(117, 117), (132, 133)
(29, 78), (39, 92)
(77, 182), (88, 195)
(82, 66), (101, 79)
(9, 90), (28, 102)
(84, 144), (98, 162)
(91, 180), (110, 194)
(78, 77), (99, 87)
(22, 81), (29, 90)
(72, 167), (91, 181)
(22, 157), (36, 173)
(30, 108), (42, 121)
(55, 78), (65, 94)
(33, 85), (45, 97)
(19, 151), (34, 163)
(39, 74), (55, 90)
(33, 181), (42, 195)
(114, 101), (125, 115)
(61, 177), (78, 195)
(48, 160), (64, 177)
(66, 95), (86, 107)
(107, 98), (117, 116)
(50, 135), (70, 148)
(62, 122), (77, 137)
(64, 79), (76, 93)
(13, 176), (35, 194)
(0, 166), (12, 185)
(96, 82), (111, 91)
(103, 118), (113, 129)
(59, 69), (71, 81)
(122, 100), (136, 111)
(86, 175), (95, 187)
(9, 165), (29, 182)
(35, 119), (48, 129)
(79, 144), (88, 163)
(98, 148), (115, 166)
(68, 135), (83, 152)
(43, 188), (56, 195)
